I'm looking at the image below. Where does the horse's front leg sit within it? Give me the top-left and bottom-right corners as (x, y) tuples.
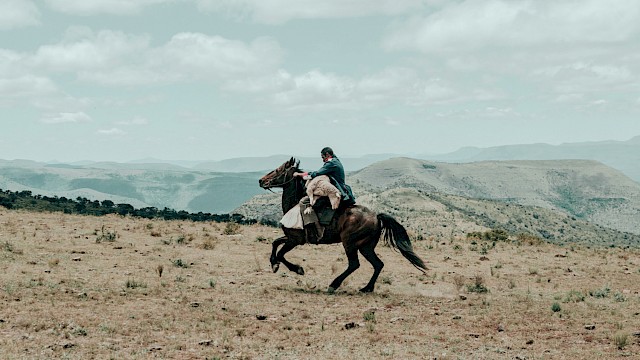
(276, 240), (304, 275)
(270, 236), (288, 273)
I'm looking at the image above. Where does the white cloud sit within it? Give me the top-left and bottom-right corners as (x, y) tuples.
(0, 75), (57, 99)
(269, 68), (484, 110)
(357, 67), (419, 99)
(421, 79), (457, 102)
(154, 33), (282, 78)
(534, 62), (635, 94)
(383, 0), (640, 53)
(41, 112), (92, 124)
(44, 0), (173, 15)
(197, 0), (427, 24)
(218, 121), (233, 129)
(0, 0), (40, 30)
(31, 30), (284, 86)
(31, 28), (150, 72)
(97, 127), (126, 135)
(117, 116), (149, 125)
(272, 70), (356, 110)
(223, 69), (295, 93)
(554, 93), (584, 103)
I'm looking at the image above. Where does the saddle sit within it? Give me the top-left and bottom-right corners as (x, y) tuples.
(311, 197), (335, 226)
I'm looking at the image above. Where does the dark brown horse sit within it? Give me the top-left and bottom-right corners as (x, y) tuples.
(259, 157), (427, 293)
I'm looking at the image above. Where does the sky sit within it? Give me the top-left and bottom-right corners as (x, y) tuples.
(1, 0), (640, 163)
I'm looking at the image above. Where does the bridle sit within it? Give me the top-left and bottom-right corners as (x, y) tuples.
(262, 164), (299, 192)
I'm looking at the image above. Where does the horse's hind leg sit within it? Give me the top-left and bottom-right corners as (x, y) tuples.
(270, 236), (288, 272)
(276, 241), (304, 275)
(358, 242), (385, 293)
(328, 248), (360, 292)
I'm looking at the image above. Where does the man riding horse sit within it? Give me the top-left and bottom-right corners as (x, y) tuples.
(293, 147), (356, 243)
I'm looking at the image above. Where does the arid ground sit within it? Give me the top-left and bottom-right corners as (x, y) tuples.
(1, 208), (639, 359)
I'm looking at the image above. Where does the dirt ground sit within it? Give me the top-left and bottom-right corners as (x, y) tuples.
(1, 208), (639, 359)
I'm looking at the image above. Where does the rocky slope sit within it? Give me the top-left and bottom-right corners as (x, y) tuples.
(235, 158), (640, 247)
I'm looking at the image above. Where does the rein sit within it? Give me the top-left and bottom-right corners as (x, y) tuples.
(265, 166), (300, 190)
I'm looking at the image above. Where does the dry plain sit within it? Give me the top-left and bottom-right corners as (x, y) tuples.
(1, 208), (639, 359)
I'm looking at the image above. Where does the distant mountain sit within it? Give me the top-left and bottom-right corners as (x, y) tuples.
(423, 136), (640, 182)
(236, 157), (640, 246)
(0, 162), (264, 213)
(192, 154), (402, 173)
(350, 158), (640, 235)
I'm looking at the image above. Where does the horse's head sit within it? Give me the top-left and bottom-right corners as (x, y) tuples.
(259, 157), (300, 190)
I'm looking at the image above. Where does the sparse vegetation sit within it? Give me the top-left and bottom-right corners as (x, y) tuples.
(223, 222), (241, 235)
(198, 237), (218, 250)
(466, 275), (489, 293)
(172, 259), (189, 268)
(96, 225), (117, 243)
(613, 333), (629, 350)
(125, 279), (147, 289)
(0, 207), (638, 358)
(467, 229), (509, 242)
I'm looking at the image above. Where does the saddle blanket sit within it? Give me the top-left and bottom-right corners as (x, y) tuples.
(280, 204), (303, 229)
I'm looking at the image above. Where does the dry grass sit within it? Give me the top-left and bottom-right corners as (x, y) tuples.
(1, 208), (639, 359)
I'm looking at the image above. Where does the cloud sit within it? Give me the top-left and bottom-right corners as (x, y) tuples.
(31, 28), (150, 72)
(117, 116), (149, 125)
(383, 0), (640, 53)
(197, 0), (428, 24)
(97, 127), (126, 135)
(40, 111), (92, 124)
(44, 0), (172, 15)
(534, 62), (635, 94)
(0, 75), (57, 99)
(223, 69), (295, 93)
(272, 70), (356, 110)
(269, 68), (474, 110)
(154, 33), (282, 79)
(29, 29), (284, 86)
(0, 0), (40, 30)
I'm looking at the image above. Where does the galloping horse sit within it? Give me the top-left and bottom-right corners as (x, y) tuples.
(259, 157), (427, 293)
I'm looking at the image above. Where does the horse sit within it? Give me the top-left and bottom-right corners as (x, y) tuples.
(258, 157), (427, 293)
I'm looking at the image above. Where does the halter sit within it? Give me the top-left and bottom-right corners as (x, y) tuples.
(263, 164), (300, 191)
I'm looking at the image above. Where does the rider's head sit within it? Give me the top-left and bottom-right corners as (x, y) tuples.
(320, 147), (334, 162)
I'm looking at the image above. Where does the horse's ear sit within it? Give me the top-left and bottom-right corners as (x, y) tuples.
(288, 157), (294, 166)
(295, 159), (300, 169)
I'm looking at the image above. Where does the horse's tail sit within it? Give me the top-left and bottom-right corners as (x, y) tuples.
(378, 213), (427, 272)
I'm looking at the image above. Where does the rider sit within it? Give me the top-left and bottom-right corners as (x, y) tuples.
(293, 147), (356, 243)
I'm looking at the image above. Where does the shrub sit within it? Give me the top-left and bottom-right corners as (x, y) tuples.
(453, 274), (466, 290)
(172, 259), (190, 268)
(223, 222), (241, 235)
(516, 233), (544, 246)
(613, 333), (628, 350)
(198, 237), (218, 250)
(589, 287), (610, 298)
(363, 310), (376, 323)
(551, 302), (561, 312)
(125, 279), (147, 289)
(96, 225), (117, 243)
(564, 290), (585, 303)
(466, 275), (489, 293)
(467, 229), (509, 242)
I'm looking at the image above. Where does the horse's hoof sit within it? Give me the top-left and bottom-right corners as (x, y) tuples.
(327, 287), (336, 294)
(359, 287), (374, 293)
(271, 263), (279, 273)
(296, 267), (305, 276)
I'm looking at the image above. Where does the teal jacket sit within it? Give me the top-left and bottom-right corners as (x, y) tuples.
(308, 156), (356, 205)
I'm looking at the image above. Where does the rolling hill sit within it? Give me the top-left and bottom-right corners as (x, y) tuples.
(235, 157), (640, 247)
(0, 162), (264, 214)
(424, 136), (640, 182)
